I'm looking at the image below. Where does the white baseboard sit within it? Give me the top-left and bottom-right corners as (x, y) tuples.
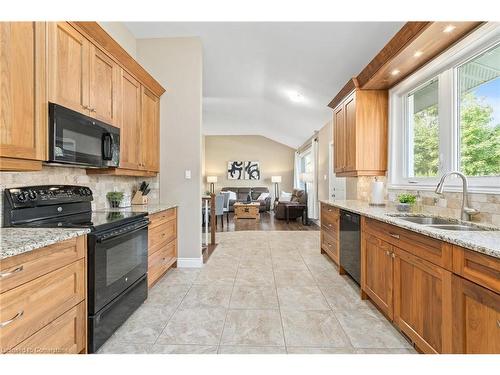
(176, 257), (203, 268)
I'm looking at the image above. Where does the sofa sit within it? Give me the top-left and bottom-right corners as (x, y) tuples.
(220, 187), (271, 212)
(274, 189), (307, 220)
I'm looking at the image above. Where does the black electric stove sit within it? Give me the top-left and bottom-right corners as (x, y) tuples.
(3, 185), (149, 353)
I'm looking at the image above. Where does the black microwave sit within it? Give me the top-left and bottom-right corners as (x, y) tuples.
(48, 103), (120, 168)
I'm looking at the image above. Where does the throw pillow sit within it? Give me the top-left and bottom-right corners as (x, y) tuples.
(226, 190), (237, 201)
(279, 191), (292, 202)
(256, 192), (270, 201)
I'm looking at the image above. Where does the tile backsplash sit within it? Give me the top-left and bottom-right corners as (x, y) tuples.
(0, 166), (159, 223)
(345, 176), (499, 226)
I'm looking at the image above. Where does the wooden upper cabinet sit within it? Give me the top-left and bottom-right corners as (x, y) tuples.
(362, 233), (394, 319)
(331, 86), (388, 177)
(89, 45), (119, 126)
(452, 275), (500, 354)
(141, 87), (160, 172)
(119, 70), (142, 170)
(0, 22), (46, 170)
(393, 247), (452, 354)
(48, 22), (90, 115)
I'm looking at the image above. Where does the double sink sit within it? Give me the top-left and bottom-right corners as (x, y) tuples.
(387, 214), (498, 232)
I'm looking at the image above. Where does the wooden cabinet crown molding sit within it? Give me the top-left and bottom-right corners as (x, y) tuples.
(70, 22), (165, 97)
(328, 77), (359, 109)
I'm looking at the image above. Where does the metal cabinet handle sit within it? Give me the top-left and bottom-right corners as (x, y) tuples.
(91, 108), (96, 112)
(0, 311), (24, 328)
(497, 320), (500, 329)
(388, 233), (400, 239)
(0, 265), (23, 278)
(386, 250), (390, 256)
(392, 253), (396, 259)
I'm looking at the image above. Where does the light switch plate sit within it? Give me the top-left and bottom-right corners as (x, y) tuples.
(185, 170), (191, 179)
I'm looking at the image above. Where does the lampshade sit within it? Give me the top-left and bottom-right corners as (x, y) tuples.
(206, 176), (218, 183)
(299, 173), (313, 183)
(271, 176), (282, 183)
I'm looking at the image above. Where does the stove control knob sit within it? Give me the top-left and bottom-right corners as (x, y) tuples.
(28, 190), (37, 200)
(17, 192), (28, 202)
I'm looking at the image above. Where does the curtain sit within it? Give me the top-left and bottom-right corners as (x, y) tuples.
(293, 151), (301, 189)
(309, 138), (319, 220)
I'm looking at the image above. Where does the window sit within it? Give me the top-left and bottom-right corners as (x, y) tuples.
(389, 23), (500, 193)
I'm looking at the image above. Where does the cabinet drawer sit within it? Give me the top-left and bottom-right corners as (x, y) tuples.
(148, 218), (176, 255)
(321, 231), (339, 264)
(0, 259), (85, 353)
(0, 236), (85, 294)
(453, 246), (500, 294)
(321, 205), (339, 234)
(364, 217), (452, 270)
(149, 208), (176, 229)
(9, 302), (86, 354)
(148, 240), (176, 288)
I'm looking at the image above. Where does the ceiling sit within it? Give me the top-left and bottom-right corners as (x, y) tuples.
(125, 22), (404, 148)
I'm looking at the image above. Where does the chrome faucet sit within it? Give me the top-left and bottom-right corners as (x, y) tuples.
(435, 171), (479, 221)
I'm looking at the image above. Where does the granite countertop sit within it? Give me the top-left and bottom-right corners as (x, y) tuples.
(321, 199), (500, 259)
(0, 228), (91, 261)
(106, 202), (178, 215)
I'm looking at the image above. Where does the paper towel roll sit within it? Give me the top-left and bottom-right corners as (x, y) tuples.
(370, 180), (385, 205)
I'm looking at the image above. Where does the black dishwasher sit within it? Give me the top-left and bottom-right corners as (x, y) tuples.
(339, 210), (361, 284)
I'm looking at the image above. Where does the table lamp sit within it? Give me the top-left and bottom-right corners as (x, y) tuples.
(271, 175), (282, 201)
(207, 176), (218, 194)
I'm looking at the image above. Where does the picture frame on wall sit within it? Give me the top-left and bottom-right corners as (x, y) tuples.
(227, 161), (244, 179)
(244, 161), (260, 180)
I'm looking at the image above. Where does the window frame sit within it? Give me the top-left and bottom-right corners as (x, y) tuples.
(388, 23), (500, 194)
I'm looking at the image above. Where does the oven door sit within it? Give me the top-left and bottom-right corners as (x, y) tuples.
(88, 219), (149, 314)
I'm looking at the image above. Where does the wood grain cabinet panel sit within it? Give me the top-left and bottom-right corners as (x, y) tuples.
(0, 22), (46, 170)
(452, 275), (500, 354)
(333, 105), (345, 173)
(141, 86), (160, 172)
(89, 45), (119, 126)
(321, 231), (339, 265)
(148, 241), (177, 288)
(453, 246), (500, 294)
(48, 22), (90, 115)
(393, 247), (452, 354)
(362, 233), (394, 319)
(9, 302), (86, 354)
(148, 219), (177, 255)
(344, 92), (357, 173)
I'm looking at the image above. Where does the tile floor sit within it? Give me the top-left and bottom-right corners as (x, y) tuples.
(98, 231), (416, 354)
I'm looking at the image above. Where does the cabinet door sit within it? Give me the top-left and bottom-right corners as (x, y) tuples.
(452, 275), (500, 354)
(141, 86), (160, 172)
(89, 45), (119, 125)
(333, 104), (345, 173)
(362, 233), (394, 319)
(48, 22), (90, 115)
(393, 247), (452, 353)
(344, 92), (356, 172)
(0, 22), (46, 162)
(119, 70), (142, 170)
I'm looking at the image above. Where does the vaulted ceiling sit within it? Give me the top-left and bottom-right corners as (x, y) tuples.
(125, 22), (403, 148)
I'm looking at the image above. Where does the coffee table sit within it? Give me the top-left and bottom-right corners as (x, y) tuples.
(234, 202), (260, 220)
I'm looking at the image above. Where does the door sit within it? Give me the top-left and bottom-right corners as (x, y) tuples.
(329, 141), (346, 199)
(0, 22), (46, 161)
(119, 70), (142, 170)
(141, 86), (160, 172)
(333, 104), (345, 173)
(48, 22), (90, 115)
(89, 45), (119, 125)
(344, 92), (356, 173)
(362, 234), (394, 319)
(452, 275), (500, 354)
(393, 247), (452, 353)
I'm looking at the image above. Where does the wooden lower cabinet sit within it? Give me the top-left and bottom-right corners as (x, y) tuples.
(452, 275), (500, 354)
(393, 247), (452, 354)
(361, 233), (394, 319)
(320, 203), (340, 265)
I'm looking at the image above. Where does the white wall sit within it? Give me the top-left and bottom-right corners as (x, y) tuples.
(98, 22), (137, 58)
(137, 37), (203, 264)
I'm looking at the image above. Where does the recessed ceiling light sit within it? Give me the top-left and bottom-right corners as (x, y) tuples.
(391, 69), (400, 76)
(287, 90), (305, 103)
(443, 24), (456, 33)
(414, 50), (423, 57)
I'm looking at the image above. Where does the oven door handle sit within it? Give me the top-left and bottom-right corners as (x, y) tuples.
(96, 222), (149, 243)
(102, 133), (113, 161)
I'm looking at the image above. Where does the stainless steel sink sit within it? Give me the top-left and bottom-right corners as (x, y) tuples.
(426, 224), (487, 231)
(396, 216), (454, 225)
(387, 214), (498, 231)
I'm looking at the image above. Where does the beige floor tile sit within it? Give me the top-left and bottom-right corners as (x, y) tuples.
(178, 285), (233, 310)
(194, 266), (237, 285)
(238, 257), (273, 269)
(157, 307), (227, 345)
(281, 309), (351, 348)
(287, 347), (355, 354)
(277, 285), (330, 310)
(218, 346), (287, 354)
(320, 283), (374, 311)
(160, 268), (200, 285)
(230, 285), (279, 309)
(97, 339), (150, 354)
(220, 309), (285, 346)
(335, 309), (412, 349)
(149, 344), (218, 354)
(274, 268), (316, 287)
(145, 284), (191, 306)
(355, 348), (417, 354)
(235, 267), (275, 286)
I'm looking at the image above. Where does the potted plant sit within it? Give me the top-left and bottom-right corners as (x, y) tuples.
(397, 193), (416, 212)
(106, 191), (124, 208)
